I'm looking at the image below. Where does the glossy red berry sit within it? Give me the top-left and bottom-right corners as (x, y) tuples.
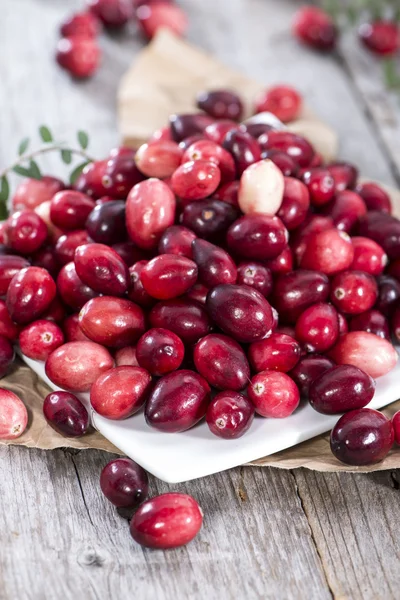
(135, 140), (183, 178)
(236, 261), (272, 297)
(181, 199), (238, 241)
(359, 20), (399, 56)
(259, 131), (315, 168)
(50, 190), (95, 230)
(350, 310), (390, 340)
(278, 176), (310, 230)
(158, 225), (196, 259)
(6, 210), (48, 255)
(296, 302), (339, 352)
(254, 85), (302, 122)
(136, 328), (184, 376)
(182, 139), (236, 184)
(194, 333), (250, 391)
(309, 365), (375, 415)
(43, 391), (89, 437)
(350, 237), (387, 276)
(192, 239), (237, 288)
(249, 333), (300, 373)
(55, 230), (92, 266)
(169, 113), (214, 143)
(300, 228), (354, 275)
(197, 89), (243, 121)
(88, 0), (133, 27)
(6, 267), (56, 325)
(0, 300), (20, 341)
(140, 254), (198, 300)
(222, 130), (262, 177)
(324, 190), (367, 233)
(136, 2), (188, 39)
(355, 182), (391, 213)
(272, 269), (330, 324)
(292, 6), (338, 51)
(290, 355), (335, 397)
(74, 243), (129, 296)
(301, 168), (335, 206)
(204, 120), (241, 145)
(56, 36), (101, 78)
(392, 411), (400, 445)
(91, 366), (152, 419)
(100, 458), (148, 508)
(206, 391), (254, 439)
(227, 214), (288, 260)
(60, 11), (101, 37)
(0, 255), (30, 296)
(150, 299), (212, 345)
(326, 161), (358, 192)
(264, 246), (293, 275)
(330, 271), (378, 315)
(19, 319), (64, 361)
(171, 160), (221, 201)
(262, 150), (299, 177)
(248, 371), (300, 418)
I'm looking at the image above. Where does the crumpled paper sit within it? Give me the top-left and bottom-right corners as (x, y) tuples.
(2, 31), (400, 474)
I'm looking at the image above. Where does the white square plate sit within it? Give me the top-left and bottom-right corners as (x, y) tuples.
(21, 352), (400, 483)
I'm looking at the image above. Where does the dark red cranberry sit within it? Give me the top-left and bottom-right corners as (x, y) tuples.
(324, 190), (367, 233)
(57, 262), (98, 311)
(171, 160), (221, 201)
(194, 333), (250, 391)
(126, 261), (154, 308)
(63, 314), (91, 343)
(0, 300), (20, 341)
(79, 296), (145, 348)
(292, 6), (338, 51)
(330, 271), (378, 315)
(112, 242), (147, 267)
(295, 302), (339, 352)
(350, 310), (390, 340)
(212, 181), (240, 207)
(236, 261), (272, 297)
(85, 200), (127, 244)
(222, 130), (262, 177)
(244, 123), (274, 140)
(272, 270), (330, 324)
(192, 239), (237, 288)
(145, 369), (211, 432)
(290, 355), (335, 397)
(392, 411), (400, 445)
(130, 493), (203, 549)
(158, 225), (196, 258)
(206, 284), (274, 343)
(205, 120), (241, 145)
(6, 210), (47, 255)
(359, 20), (399, 56)
(392, 306), (400, 342)
(249, 333), (300, 373)
(357, 212), (400, 260)
(0, 335), (14, 378)
(227, 214), (288, 260)
(0, 255), (30, 295)
(300, 229), (354, 274)
(278, 177), (310, 230)
(309, 365), (375, 415)
(140, 254), (198, 300)
(355, 182), (391, 213)
(102, 153), (145, 199)
(186, 282), (209, 305)
(350, 237), (387, 275)
(301, 168), (335, 206)
(261, 150), (299, 177)
(330, 408), (393, 465)
(375, 275), (400, 316)
(91, 365), (152, 419)
(31, 246), (59, 278)
(254, 85), (302, 122)
(338, 311), (349, 335)
(264, 246), (293, 275)
(327, 161), (358, 192)
(55, 230), (92, 266)
(196, 90), (243, 121)
(150, 299), (212, 345)
(136, 328), (184, 376)
(100, 458), (148, 509)
(88, 0), (133, 27)
(6, 267), (56, 325)
(259, 131), (314, 168)
(56, 36), (101, 79)
(43, 391), (89, 437)
(19, 319), (64, 361)
(206, 391), (254, 439)
(181, 199), (239, 240)
(74, 243), (129, 296)
(169, 113), (215, 143)
(248, 371), (300, 418)
(50, 190), (95, 230)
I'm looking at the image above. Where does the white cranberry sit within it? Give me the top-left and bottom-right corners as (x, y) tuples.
(238, 159), (284, 216)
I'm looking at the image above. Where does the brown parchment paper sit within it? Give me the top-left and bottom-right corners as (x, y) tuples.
(2, 30), (400, 474)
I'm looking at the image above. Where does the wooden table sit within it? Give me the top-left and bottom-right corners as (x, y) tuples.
(2, 1), (400, 598)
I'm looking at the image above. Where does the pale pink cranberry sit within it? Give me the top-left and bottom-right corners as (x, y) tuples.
(56, 36), (101, 79)
(249, 333), (301, 373)
(12, 176), (64, 211)
(238, 159), (284, 216)
(115, 345), (139, 367)
(6, 210), (48, 255)
(91, 366), (152, 419)
(206, 391), (254, 439)
(278, 176), (310, 230)
(63, 314), (91, 342)
(331, 271), (378, 315)
(324, 190), (367, 233)
(350, 237), (387, 276)
(19, 320), (64, 361)
(254, 85), (302, 122)
(300, 228), (354, 275)
(248, 371), (300, 418)
(126, 179), (176, 250)
(355, 181), (392, 213)
(171, 160), (221, 201)
(295, 302), (339, 352)
(136, 2), (188, 39)
(130, 493), (203, 549)
(135, 141), (183, 178)
(292, 5), (338, 51)
(182, 139), (235, 184)
(329, 332), (398, 378)
(149, 126), (172, 143)
(60, 10), (101, 37)
(0, 389), (28, 439)
(50, 190), (95, 230)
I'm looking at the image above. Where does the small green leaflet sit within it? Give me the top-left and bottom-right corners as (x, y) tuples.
(12, 160), (42, 180)
(18, 137), (30, 156)
(39, 125), (53, 143)
(69, 160), (91, 185)
(0, 176), (9, 203)
(61, 149), (73, 165)
(77, 130), (89, 150)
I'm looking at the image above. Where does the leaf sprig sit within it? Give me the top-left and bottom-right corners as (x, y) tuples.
(0, 125), (94, 219)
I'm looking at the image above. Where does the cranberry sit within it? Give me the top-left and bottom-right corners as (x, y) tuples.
(295, 302), (339, 352)
(309, 365), (375, 415)
(63, 314), (91, 342)
(149, 126), (173, 144)
(291, 214), (334, 265)
(12, 176), (64, 211)
(0, 335), (14, 378)
(50, 190), (95, 231)
(85, 200), (127, 245)
(259, 131), (314, 168)
(222, 130), (262, 177)
(115, 345), (139, 367)
(392, 306), (400, 342)
(169, 113), (215, 143)
(292, 6), (338, 51)
(249, 333), (300, 373)
(205, 120), (241, 145)
(45, 341), (113, 392)
(31, 246), (59, 278)
(140, 254), (197, 300)
(19, 320), (64, 361)
(181, 199), (238, 241)
(186, 282), (209, 305)
(126, 261), (154, 308)
(135, 140), (183, 178)
(126, 179), (176, 250)
(74, 243), (129, 296)
(42, 296), (66, 324)
(192, 239), (237, 288)
(290, 355), (335, 397)
(329, 331), (397, 378)
(238, 159), (284, 216)
(60, 10), (101, 37)
(54, 230), (91, 266)
(74, 160), (108, 199)
(324, 190), (366, 233)
(178, 134), (207, 151)
(0, 255), (30, 295)
(248, 371), (300, 418)
(327, 162), (358, 192)
(102, 153), (145, 200)
(0, 300), (20, 341)
(136, 328), (184, 376)
(350, 310), (390, 340)
(375, 275), (400, 316)
(300, 228), (354, 275)
(330, 271), (378, 315)
(150, 299), (211, 345)
(206, 284), (274, 343)
(194, 333), (250, 391)
(359, 20), (399, 56)
(100, 458), (148, 509)
(43, 391), (89, 437)
(244, 122), (274, 140)
(145, 369), (210, 432)
(392, 411), (400, 444)
(79, 296), (145, 348)
(206, 391), (254, 439)
(213, 181), (240, 207)
(272, 270), (330, 324)
(264, 246), (293, 275)
(112, 244), (146, 269)
(278, 177), (310, 230)
(6, 267), (56, 325)
(227, 214), (287, 261)
(236, 261), (272, 297)
(171, 160), (221, 201)
(262, 150), (299, 178)
(136, 2), (188, 39)
(0, 389), (28, 439)
(158, 226), (196, 259)
(331, 408), (393, 465)
(254, 85), (302, 122)
(196, 89), (243, 121)
(56, 36), (100, 78)
(301, 168), (335, 206)
(57, 262), (96, 311)
(183, 139), (236, 184)
(130, 492), (202, 549)
(357, 212), (400, 260)
(350, 237), (387, 276)
(6, 210), (47, 255)
(88, 0), (133, 27)
(355, 182), (391, 213)
(388, 258), (400, 281)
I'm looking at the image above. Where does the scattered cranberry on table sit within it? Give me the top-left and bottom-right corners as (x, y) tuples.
(292, 5), (338, 52)
(309, 365), (375, 415)
(0, 389), (28, 440)
(100, 458), (149, 508)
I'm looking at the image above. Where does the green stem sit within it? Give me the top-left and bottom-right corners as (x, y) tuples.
(0, 144), (94, 179)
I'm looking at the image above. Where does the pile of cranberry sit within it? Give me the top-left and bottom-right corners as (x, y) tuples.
(56, 0), (187, 79)
(2, 85), (400, 548)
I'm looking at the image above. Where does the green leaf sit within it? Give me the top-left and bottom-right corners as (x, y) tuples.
(383, 58), (400, 89)
(18, 137), (30, 156)
(69, 160), (91, 185)
(61, 149), (73, 165)
(77, 130), (89, 150)
(0, 176), (9, 220)
(29, 160), (42, 180)
(39, 125), (53, 143)
(13, 165), (34, 177)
